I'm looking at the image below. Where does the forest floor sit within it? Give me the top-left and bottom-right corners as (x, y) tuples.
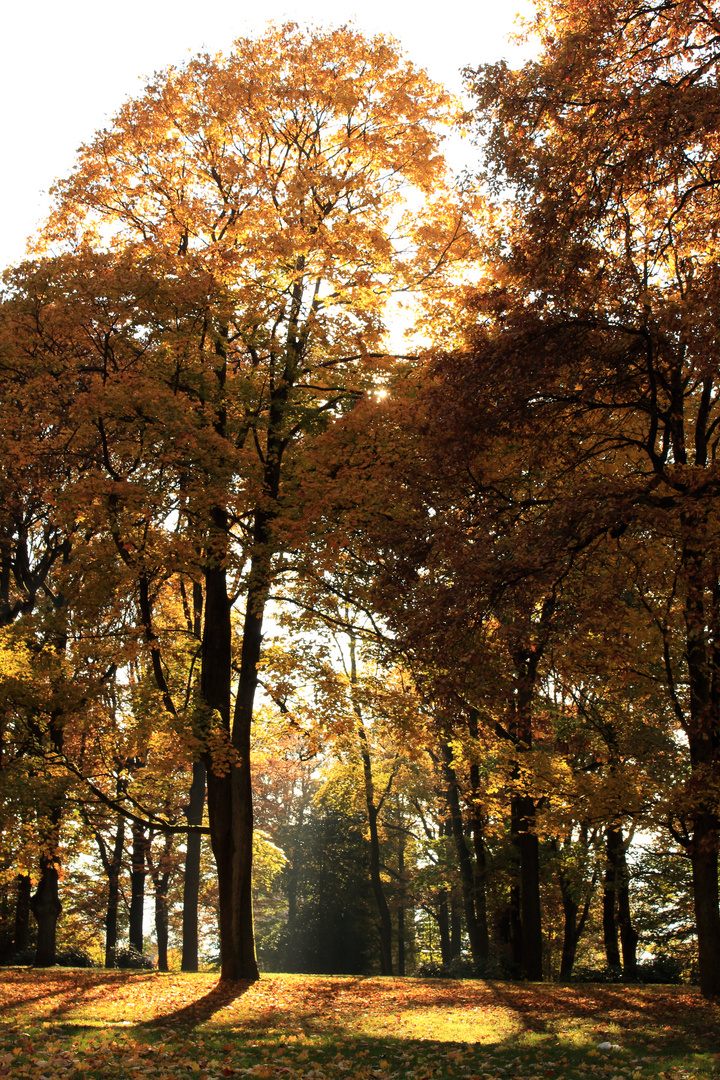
(0, 970), (717, 1080)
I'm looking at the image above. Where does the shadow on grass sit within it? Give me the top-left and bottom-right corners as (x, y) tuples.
(143, 980), (254, 1030)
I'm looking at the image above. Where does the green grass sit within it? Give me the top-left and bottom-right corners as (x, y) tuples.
(0, 970), (717, 1079)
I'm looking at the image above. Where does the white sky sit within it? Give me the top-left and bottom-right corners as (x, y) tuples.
(0, 0), (537, 269)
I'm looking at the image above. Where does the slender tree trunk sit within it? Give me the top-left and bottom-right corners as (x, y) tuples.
(129, 824), (147, 954)
(602, 827), (621, 970)
(509, 645), (544, 981)
(615, 833), (638, 979)
(398, 822), (406, 976)
(450, 895), (462, 960)
(356, 729), (393, 975)
(182, 760), (206, 971)
(509, 883), (523, 969)
(441, 742), (485, 969)
(558, 859), (594, 980)
(104, 815), (125, 967)
(155, 873), (171, 972)
(437, 889), (451, 964)
(14, 874), (31, 954)
(349, 635), (393, 976)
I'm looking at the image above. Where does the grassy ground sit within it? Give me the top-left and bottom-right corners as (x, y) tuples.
(0, 970), (717, 1079)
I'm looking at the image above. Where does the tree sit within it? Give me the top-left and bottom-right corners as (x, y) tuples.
(13, 23), (465, 981)
(459, 0), (720, 997)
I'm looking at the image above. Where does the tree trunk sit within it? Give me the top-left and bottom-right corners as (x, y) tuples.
(509, 645), (544, 981)
(450, 895), (462, 960)
(437, 889), (451, 964)
(690, 811), (720, 998)
(515, 796), (543, 980)
(14, 874), (31, 954)
(129, 824), (147, 954)
(398, 822), (406, 977)
(602, 827), (621, 970)
(104, 815), (125, 967)
(182, 760), (206, 971)
(441, 742), (486, 969)
(682, 521), (720, 998)
(30, 860), (62, 967)
(203, 544), (258, 982)
(558, 855), (594, 981)
(615, 833), (638, 979)
(350, 636), (393, 976)
(155, 873), (171, 972)
(468, 710), (490, 960)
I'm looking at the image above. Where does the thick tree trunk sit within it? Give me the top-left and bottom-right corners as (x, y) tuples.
(129, 824), (147, 954)
(682, 524), (720, 998)
(14, 874), (31, 954)
(203, 546), (258, 982)
(690, 811), (720, 998)
(603, 828), (621, 970)
(182, 760), (206, 971)
(30, 860), (62, 967)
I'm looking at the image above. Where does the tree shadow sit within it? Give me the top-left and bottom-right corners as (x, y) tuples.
(142, 979), (254, 1030)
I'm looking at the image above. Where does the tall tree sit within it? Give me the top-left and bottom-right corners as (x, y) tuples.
(15, 24), (465, 981)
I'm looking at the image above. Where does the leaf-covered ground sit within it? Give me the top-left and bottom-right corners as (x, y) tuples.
(0, 971), (717, 1080)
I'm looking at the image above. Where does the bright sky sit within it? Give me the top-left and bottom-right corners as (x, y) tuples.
(1, 0), (536, 269)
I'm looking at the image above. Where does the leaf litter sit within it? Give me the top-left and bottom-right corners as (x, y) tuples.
(0, 972), (717, 1080)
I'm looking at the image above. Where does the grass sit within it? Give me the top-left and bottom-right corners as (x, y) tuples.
(0, 970), (718, 1079)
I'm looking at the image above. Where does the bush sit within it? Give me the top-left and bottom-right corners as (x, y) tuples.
(114, 946), (155, 970)
(416, 954), (521, 980)
(4, 946), (98, 967)
(570, 964), (624, 983)
(636, 955), (683, 984)
(56, 947), (98, 968)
